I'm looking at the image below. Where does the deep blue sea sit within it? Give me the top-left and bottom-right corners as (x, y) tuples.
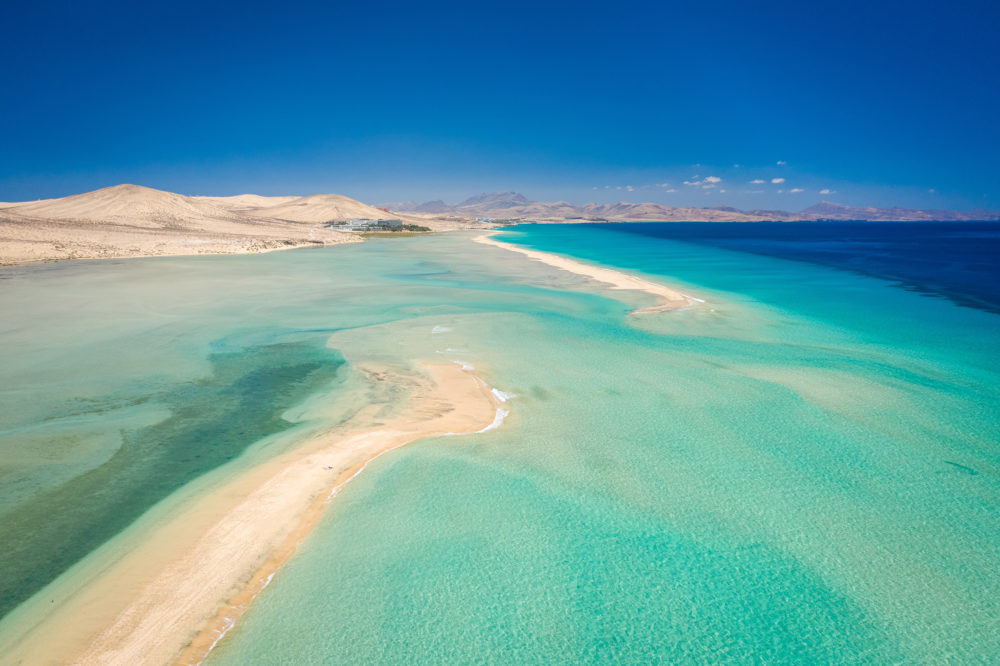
(591, 221), (1000, 314)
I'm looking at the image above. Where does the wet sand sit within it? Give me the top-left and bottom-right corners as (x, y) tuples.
(0, 362), (502, 665)
(474, 233), (695, 312)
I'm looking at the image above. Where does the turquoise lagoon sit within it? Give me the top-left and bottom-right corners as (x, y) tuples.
(1, 225), (998, 663)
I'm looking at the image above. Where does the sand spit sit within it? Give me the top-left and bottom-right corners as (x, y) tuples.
(474, 233), (695, 313)
(0, 362), (503, 666)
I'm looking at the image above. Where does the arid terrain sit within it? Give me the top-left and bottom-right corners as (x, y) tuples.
(4, 185), (998, 266)
(0, 185), (483, 265)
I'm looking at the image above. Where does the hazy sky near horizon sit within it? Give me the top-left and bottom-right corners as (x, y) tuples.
(1, 0), (997, 210)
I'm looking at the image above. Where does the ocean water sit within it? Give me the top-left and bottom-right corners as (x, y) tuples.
(585, 221), (1000, 314)
(1, 224), (998, 662)
(208, 224), (999, 663)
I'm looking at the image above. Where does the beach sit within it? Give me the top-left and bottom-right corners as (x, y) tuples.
(0, 229), (692, 665)
(1, 227), (998, 664)
(0, 362), (503, 665)
(0, 185), (484, 266)
(474, 233), (695, 312)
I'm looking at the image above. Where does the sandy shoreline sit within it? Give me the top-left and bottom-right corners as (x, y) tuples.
(0, 362), (503, 665)
(473, 233), (696, 312)
(0, 184), (490, 266)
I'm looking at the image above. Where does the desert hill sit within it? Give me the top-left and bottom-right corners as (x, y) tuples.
(245, 194), (391, 223)
(193, 194), (301, 210)
(0, 185), (487, 265)
(0, 184), (365, 265)
(3, 184), (240, 228)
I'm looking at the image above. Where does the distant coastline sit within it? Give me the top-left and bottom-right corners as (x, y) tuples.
(3, 184), (998, 267)
(382, 190), (1000, 224)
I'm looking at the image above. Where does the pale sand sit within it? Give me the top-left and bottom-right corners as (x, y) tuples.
(474, 233), (696, 313)
(0, 185), (363, 265)
(0, 362), (503, 665)
(0, 185), (490, 265)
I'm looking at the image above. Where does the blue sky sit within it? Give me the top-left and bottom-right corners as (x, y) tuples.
(1, 0), (997, 210)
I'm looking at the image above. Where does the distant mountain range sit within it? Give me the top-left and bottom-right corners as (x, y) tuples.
(382, 192), (1000, 222)
(5, 184), (999, 266)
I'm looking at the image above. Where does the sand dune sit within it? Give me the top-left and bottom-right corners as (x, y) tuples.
(242, 194), (486, 232)
(0, 184), (490, 265)
(3, 184), (239, 228)
(192, 194), (302, 210)
(245, 193), (393, 223)
(0, 185), (362, 264)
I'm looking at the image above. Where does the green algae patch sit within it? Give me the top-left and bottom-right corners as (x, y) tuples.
(0, 340), (345, 618)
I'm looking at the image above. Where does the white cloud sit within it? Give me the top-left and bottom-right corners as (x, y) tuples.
(790, 188), (804, 193)
(664, 188), (677, 193)
(819, 188), (833, 194)
(626, 185), (634, 192)
(771, 177), (785, 184)
(685, 175), (722, 189)
(749, 189), (764, 194)
(733, 163), (741, 168)
(719, 189), (727, 193)
(616, 186), (622, 190)
(928, 188), (936, 193)
(750, 179), (766, 184)
(777, 189), (785, 193)
(776, 160), (787, 166)
(657, 182), (671, 188)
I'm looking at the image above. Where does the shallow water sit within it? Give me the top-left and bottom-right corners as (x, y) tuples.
(1, 227), (998, 662)
(209, 226), (998, 663)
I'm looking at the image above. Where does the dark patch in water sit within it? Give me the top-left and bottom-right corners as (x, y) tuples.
(530, 386), (551, 401)
(0, 340), (345, 619)
(943, 460), (978, 475)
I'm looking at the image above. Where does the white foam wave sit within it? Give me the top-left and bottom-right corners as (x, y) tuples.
(476, 408), (509, 433)
(435, 347), (465, 355)
(197, 616), (237, 665)
(431, 325), (452, 334)
(491, 388), (516, 402)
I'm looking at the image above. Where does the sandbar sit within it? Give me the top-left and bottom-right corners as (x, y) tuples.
(0, 362), (503, 665)
(474, 233), (695, 312)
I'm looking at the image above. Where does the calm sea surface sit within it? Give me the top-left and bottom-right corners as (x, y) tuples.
(588, 221), (1000, 314)
(1, 224), (998, 662)
(212, 223), (1000, 663)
